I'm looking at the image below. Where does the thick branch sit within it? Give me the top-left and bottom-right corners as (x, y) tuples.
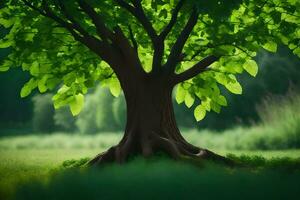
(164, 9), (199, 73)
(151, 0), (186, 72)
(128, 25), (138, 52)
(151, 39), (164, 73)
(76, 0), (114, 41)
(55, 1), (89, 37)
(112, 26), (145, 74)
(115, 0), (163, 72)
(115, 0), (157, 42)
(172, 55), (219, 84)
(75, 0), (143, 74)
(159, 0), (185, 40)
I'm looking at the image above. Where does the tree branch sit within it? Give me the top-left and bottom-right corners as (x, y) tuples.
(151, 38), (164, 73)
(75, 0), (144, 75)
(159, 0), (185, 40)
(115, 0), (157, 42)
(115, 0), (163, 73)
(128, 25), (138, 52)
(110, 26), (146, 75)
(76, 0), (114, 41)
(151, 0), (186, 73)
(55, 0), (91, 38)
(164, 9), (199, 73)
(172, 55), (219, 84)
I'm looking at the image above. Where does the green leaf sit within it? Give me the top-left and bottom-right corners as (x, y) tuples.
(262, 41), (277, 53)
(194, 105), (206, 121)
(159, 9), (168, 18)
(211, 101), (221, 113)
(216, 95), (227, 106)
(0, 18), (14, 28)
(0, 60), (13, 72)
(0, 67), (9, 72)
(175, 85), (186, 104)
(38, 76), (48, 93)
(109, 79), (121, 97)
(215, 73), (228, 85)
(63, 72), (77, 86)
(225, 81), (243, 94)
(70, 94), (84, 116)
(0, 40), (13, 48)
(20, 85), (32, 98)
(30, 61), (39, 76)
(184, 92), (195, 108)
(243, 60), (258, 77)
(20, 79), (37, 98)
(202, 99), (211, 111)
(47, 77), (61, 90)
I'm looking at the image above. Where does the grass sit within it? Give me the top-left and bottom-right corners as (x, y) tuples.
(0, 132), (300, 200)
(11, 157), (300, 200)
(0, 149), (97, 199)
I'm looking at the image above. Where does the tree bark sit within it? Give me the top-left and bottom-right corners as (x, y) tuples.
(88, 74), (233, 166)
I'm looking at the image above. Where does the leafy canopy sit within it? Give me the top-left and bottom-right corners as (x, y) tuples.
(0, 0), (299, 119)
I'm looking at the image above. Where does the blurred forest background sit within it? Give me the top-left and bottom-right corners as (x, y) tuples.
(1, 27), (300, 150)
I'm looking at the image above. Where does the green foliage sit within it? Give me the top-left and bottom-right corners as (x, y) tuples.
(0, 0), (299, 122)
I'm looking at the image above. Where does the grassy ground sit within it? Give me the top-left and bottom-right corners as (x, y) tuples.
(0, 133), (300, 200)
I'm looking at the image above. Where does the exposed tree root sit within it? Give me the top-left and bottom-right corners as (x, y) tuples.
(88, 133), (236, 167)
(86, 77), (239, 167)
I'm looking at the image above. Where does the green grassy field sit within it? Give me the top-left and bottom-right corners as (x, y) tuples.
(0, 133), (300, 200)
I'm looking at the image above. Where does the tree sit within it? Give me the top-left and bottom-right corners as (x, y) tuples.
(0, 0), (299, 165)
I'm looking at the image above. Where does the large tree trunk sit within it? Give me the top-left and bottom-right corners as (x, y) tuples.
(89, 75), (233, 166)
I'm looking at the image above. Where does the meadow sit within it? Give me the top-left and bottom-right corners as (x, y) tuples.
(0, 131), (300, 200)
